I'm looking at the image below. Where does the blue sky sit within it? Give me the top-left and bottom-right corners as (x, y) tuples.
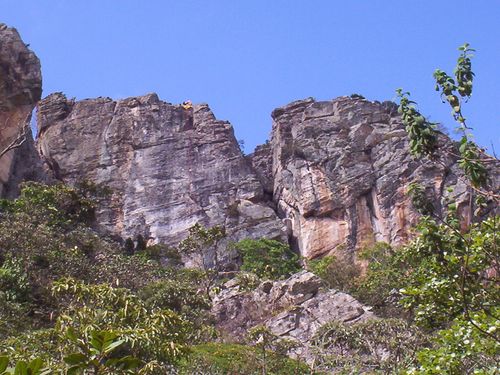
(2, 1), (499, 153)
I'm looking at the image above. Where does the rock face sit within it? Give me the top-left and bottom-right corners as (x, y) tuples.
(212, 270), (374, 357)
(36, 91), (476, 260)
(0, 24), (45, 198)
(269, 97), (468, 260)
(36, 93), (286, 248)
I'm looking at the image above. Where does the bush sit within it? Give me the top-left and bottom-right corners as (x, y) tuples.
(234, 238), (300, 280)
(352, 242), (406, 317)
(307, 253), (360, 292)
(178, 343), (311, 375)
(311, 318), (430, 374)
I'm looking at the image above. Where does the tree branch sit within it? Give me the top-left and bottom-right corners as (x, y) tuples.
(0, 113), (31, 159)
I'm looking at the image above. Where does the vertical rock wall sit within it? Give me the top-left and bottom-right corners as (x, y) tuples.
(0, 24), (44, 197)
(37, 93), (286, 247)
(268, 96), (468, 260)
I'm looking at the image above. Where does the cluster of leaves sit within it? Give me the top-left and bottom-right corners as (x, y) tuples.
(395, 89), (438, 158)
(343, 217), (499, 372)
(398, 44), (497, 193)
(178, 223), (227, 298)
(233, 238), (301, 280)
(352, 242), (408, 317)
(393, 43), (499, 373)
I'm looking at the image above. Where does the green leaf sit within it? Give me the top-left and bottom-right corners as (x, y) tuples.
(63, 353), (87, 366)
(65, 327), (78, 342)
(66, 365), (81, 375)
(27, 358), (44, 373)
(13, 361), (27, 375)
(103, 339), (125, 354)
(0, 357), (9, 373)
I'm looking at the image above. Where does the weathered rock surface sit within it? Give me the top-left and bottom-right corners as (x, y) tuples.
(36, 93), (287, 248)
(270, 96), (470, 260)
(212, 270), (373, 357)
(247, 142), (273, 195)
(0, 24), (45, 197)
(36, 91), (482, 261)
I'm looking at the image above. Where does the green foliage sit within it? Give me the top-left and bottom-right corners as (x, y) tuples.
(234, 238), (300, 280)
(138, 273), (214, 343)
(397, 44), (494, 191)
(51, 278), (188, 365)
(178, 223), (227, 298)
(0, 258), (30, 303)
(234, 271), (261, 291)
(410, 311), (499, 374)
(307, 253), (360, 292)
(399, 216), (499, 328)
(178, 343), (311, 375)
(0, 356), (51, 375)
(353, 242), (406, 317)
(408, 183), (435, 216)
(63, 329), (141, 374)
(396, 89), (438, 158)
(393, 44), (499, 372)
(0, 182), (96, 228)
(312, 319), (429, 374)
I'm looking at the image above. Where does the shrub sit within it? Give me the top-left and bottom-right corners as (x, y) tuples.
(311, 319), (429, 374)
(234, 238), (300, 280)
(307, 253), (361, 292)
(352, 242), (406, 317)
(178, 343), (311, 375)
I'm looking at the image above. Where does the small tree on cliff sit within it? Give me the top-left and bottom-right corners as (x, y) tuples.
(178, 223), (226, 298)
(394, 44), (499, 372)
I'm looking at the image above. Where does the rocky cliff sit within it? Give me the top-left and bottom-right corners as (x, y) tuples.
(266, 97), (469, 260)
(35, 92), (473, 259)
(36, 93), (286, 252)
(0, 23), (475, 262)
(0, 24), (45, 198)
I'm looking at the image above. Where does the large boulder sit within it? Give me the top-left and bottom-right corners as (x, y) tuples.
(212, 270), (374, 358)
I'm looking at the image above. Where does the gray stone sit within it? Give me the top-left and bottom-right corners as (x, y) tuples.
(212, 270), (374, 356)
(36, 93), (287, 249)
(270, 96), (475, 260)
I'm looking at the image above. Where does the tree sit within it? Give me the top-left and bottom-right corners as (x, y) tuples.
(395, 44), (499, 372)
(178, 223), (226, 298)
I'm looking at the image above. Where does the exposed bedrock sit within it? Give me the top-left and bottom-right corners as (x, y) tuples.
(268, 96), (471, 260)
(0, 23), (46, 198)
(36, 92), (287, 250)
(37, 91), (480, 259)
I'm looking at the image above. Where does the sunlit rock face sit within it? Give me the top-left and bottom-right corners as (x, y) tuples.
(36, 92), (287, 247)
(0, 23), (45, 197)
(269, 96), (470, 260)
(37, 90), (477, 259)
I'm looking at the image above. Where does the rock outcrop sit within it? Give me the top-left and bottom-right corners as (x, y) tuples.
(269, 97), (469, 260)
(36, 92), (476, 260)
(36, 93), (286, 249)
(212, 270), (374, 358)
(0, 24), (45, 197)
